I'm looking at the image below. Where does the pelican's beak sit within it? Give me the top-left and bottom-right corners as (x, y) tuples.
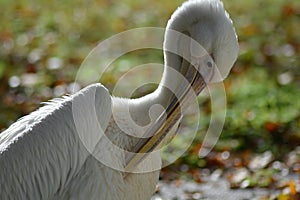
(124, 59), (206, 174)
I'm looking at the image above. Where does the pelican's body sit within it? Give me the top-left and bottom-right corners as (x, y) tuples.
(0, 85), (160, 199)
(0, 0), (238, 199)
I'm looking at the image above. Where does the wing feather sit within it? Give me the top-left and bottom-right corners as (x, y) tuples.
(0, 83), (112, 199)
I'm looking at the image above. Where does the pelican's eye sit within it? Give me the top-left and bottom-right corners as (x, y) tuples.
(207, 61), (213, 68)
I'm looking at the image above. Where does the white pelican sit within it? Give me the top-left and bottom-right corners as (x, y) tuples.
(0, 0), (238, 199)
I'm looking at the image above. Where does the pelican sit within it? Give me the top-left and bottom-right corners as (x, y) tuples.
(0, 0), (238, 199)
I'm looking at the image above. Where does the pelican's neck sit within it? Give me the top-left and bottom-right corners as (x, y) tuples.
(111, 25), (184, 150)
(111, 88), (168, 127)
(110, 39), (186, 133)
(108, 90), (166, 153)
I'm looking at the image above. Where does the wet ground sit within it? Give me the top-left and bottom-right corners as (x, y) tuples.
(152, 175), (299, 200)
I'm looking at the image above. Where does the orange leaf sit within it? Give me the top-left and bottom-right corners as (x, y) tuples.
(282, 5), (296, 17)
(264, 122), (280, 132)
(289, 181), (296, 196)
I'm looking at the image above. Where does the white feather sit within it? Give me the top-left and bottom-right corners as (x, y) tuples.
(0, 0), (238, 199)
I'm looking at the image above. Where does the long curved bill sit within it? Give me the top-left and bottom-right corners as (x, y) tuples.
(124, 61), (206, 176)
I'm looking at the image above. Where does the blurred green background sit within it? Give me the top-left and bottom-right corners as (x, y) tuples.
(0, 0), (300, 165)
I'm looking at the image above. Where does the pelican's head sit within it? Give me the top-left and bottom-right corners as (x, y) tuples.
(163, 0), (238, 84)
(125, 0), (238, 172)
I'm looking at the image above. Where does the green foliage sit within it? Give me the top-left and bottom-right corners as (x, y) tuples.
(0, 0), (299, 156)
(220, 67), (300, 153)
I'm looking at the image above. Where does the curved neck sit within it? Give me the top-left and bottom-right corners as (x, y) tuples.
(112, 24), (189, 130)
(112, 89), (168, 125)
